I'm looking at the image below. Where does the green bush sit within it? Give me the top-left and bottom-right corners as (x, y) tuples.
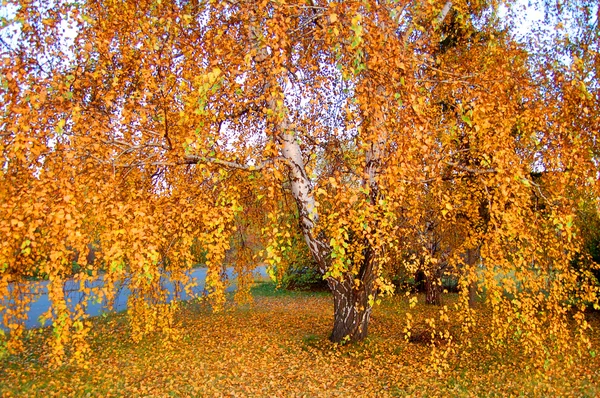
(282, 264), (328, 291)
(269, 229), (328, 291)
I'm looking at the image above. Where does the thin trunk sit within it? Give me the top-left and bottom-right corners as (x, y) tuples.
(423, 235), (444, 305)
(465, 246), (479, 307)
(424, 272), (442, 305)
(468, 282), (477, 307)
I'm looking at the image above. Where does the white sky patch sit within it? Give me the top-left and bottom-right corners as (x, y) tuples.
(498, 0), (545, 40)
(0, 3), (20, 50)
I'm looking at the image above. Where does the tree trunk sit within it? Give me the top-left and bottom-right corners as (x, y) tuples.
(465, 246), (479, 307)
(468, 282), (477, 307)
(248, 8), (387, 345)
(280, 128), (382, 343)
(424, 273), (442, 305)
(328, 277), (373, 343)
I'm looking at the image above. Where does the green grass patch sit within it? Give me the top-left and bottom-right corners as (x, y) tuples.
(250, 280), (331, 298)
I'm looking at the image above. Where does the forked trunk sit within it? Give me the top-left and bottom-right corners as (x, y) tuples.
(328, 277), (373, 343)
(279, 129), (377, 343)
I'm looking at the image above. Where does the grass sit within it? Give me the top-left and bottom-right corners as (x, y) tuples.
(250, 280), (330, 298)
(0, 281), (599, 397)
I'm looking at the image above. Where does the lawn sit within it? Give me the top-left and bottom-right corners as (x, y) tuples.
(1, 281), (599, 397)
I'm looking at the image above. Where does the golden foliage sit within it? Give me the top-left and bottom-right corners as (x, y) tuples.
(0, 0), (598, 367)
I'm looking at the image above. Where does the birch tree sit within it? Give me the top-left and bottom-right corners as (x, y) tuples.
(0, 0), (598, 361)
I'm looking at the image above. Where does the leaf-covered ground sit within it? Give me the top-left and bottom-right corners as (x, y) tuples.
(1, 282), (599, 397)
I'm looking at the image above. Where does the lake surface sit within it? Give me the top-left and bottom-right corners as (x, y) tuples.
(1, 266), (268, 330)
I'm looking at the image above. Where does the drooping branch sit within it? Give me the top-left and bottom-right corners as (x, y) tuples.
(182, 155), (284, 171)
(99, 154), (285, 171)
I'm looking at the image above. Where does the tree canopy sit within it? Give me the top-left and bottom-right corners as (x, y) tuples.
(0, 0), (598, 366)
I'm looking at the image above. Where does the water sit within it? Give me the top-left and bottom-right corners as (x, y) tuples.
(1, 266), (268, 330)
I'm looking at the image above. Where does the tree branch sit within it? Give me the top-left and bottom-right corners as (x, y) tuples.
(444, 161), (496, 175)
(437, 1), (453, 25)
(182, 154), (284, 171)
